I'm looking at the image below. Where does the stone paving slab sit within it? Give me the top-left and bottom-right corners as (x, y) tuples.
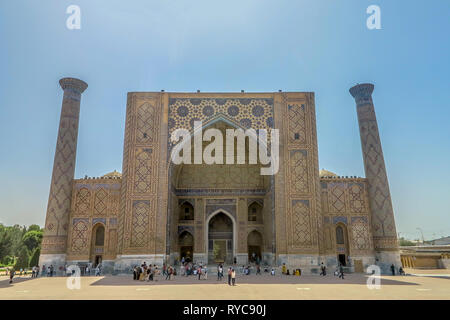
(0, 271), (448, 300)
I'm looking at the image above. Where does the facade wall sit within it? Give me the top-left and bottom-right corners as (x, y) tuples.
(276, 92), (322, 266)
(65, 178), (121, 264)
(60, 91), (382, 273)
(319, 178), (374, 261)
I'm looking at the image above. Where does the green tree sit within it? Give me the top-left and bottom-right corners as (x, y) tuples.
(27, 224), (41, 232)
(22, 230), (43, 251)
(14, 245), (30, 269)
(399, 237), (415, 246)
(29, 247), (40, 267)
(0, 224), (13, 260)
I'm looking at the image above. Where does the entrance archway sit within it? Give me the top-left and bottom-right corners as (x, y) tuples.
(90, 223), (105, 267)
(206, 210), (236, 264)
(178, 231), (194, 262)
(247, 230), (263, 263)
(335, 224), (349, 266)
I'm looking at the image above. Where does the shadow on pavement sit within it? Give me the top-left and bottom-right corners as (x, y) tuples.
(90, 274), (419, 287)
(0, 277), (34, 288)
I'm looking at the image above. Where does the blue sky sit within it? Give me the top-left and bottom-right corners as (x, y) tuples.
(0, 0), (449, 240)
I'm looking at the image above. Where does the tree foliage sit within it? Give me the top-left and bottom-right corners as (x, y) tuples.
(14, 245), (30, 269)
(22, 230), (43, 251)
(0, 224), (43, 267)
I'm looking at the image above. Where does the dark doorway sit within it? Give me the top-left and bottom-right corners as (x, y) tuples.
(208, 212), (233, 264)
(178, 231), (194, 263)
(247, 230), (263, 263)
(180, 246), (193, 262)
(338, 254), (346, 266)
(95, 255), (102, 266)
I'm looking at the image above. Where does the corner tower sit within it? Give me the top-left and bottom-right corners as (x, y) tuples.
(349, 83), (400, 273)
(40, 77), (88, 267)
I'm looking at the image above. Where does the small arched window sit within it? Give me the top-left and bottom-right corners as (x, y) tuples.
(336, 226), (345, 245)
(95, 225), (105, 246)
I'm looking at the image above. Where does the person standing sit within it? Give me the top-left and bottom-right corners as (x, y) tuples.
(227, 267), (232, 285)
(256, 265), (261, 275)
(390, 264), (396, 276)
(231, 268), (236, 286)
(36, 265), (39, 278)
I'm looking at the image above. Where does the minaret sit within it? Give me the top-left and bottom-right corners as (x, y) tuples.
(349, 83), (401, 273)
(40, 78), (88, 268)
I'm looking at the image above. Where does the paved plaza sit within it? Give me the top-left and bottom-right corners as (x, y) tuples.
(0, 268), (448, 300)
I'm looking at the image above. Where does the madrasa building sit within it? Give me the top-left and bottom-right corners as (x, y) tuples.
(39, 78), (401, 273)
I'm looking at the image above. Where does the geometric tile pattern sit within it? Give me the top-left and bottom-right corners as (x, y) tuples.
(351, 216), (371, 251)
(349, 183), (365, 213)
(75, 188), (91, 215)
(168, 97), (274, 149)
(352, 84), (398, 249)
(133, 148), (153, 194)
(94, 188), (108, 215)
(291, 200), (312, 246)
(328, 183), (346, 213)
(289, 150), (308, 194)
(288, 104), (306, 144)
(71, 219), (89, 253)
(130, 200), (151, 247)
(136, 102), (155, 144)
(41, 79), (87, 255)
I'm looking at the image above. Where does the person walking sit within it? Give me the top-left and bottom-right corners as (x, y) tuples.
(390, 264), (396, 276)
(9, 268), (15, 284)
(320, 263), (327, 276)
(339, 264), (345, 279)
(197, 266), (202, 280)
(231, 268), (236, 286)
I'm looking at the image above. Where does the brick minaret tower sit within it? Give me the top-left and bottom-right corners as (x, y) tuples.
(349, 83), (401, 273)
(40, 78), (88, 268)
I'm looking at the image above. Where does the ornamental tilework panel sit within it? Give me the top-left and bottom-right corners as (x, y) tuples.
(75, 188), (91, 215)
(43, 94), (81, 242)
(135, 102), (156, 144)
(168, 98), (274, 149)
(291, 200), (312, 246)
(130, 200), (151, 247)
(94, 188), (108, 215)
(357, 104), (397, 239)
(328, 183), (346, 213)
(289, 150), (308, 194)
(109, 190), (120, 215)
(92, 218), (106, 226)
(351, 216), (371, 251)
(71, 219), (89, 253)
(133, 148), (153, 194)
(349, 183), (365, 213)
(108, 229), (117, 254)
(287, 104), (306, 144)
